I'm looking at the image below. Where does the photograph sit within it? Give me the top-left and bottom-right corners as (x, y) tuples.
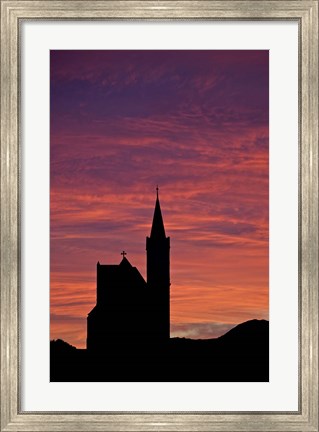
(1, 1), (318, 430)
(50, 49), (269, 382)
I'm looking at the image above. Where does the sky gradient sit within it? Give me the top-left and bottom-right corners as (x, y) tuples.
(50, 50), (269, 348)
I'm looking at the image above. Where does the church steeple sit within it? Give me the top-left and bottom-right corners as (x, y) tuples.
(150, 186), (166, 238)
(146, 187), (170, 340)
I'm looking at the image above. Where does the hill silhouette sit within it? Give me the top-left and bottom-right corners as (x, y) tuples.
(50, 319), (269, 382)
(219, 319), (268, 342)
(50, 339), (77, 352)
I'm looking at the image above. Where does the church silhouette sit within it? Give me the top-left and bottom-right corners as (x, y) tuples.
(87, 188), (170, 350)
(51, 188), (269, 381)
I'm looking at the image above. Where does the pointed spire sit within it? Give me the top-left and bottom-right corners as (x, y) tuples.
(150, 186), (166, 238)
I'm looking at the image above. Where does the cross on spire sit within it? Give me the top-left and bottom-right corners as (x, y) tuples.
(121, 250), (127, 258)
(156, 185), (159, 199)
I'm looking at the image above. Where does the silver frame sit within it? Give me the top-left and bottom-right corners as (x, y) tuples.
(1, 1), (318, 431)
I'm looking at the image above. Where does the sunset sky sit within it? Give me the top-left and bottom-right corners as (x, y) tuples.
(50, 50), (269, 348)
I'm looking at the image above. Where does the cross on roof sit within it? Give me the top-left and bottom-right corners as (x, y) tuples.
(121, 251), (127, 258)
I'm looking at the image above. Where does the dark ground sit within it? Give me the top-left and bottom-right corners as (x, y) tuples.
(50, 319), (269, 382)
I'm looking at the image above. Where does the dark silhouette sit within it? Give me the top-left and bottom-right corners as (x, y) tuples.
(50, 339), (77, 353)
(51, 319), (269, 382)
(87, 188), (170, 350)
(51, 189), (269, 382)
(146, 186), (170, 341)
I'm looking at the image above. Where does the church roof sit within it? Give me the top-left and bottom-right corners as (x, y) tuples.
(96, 257), (146, 285)
(150, 190), (166, 238)
(88, 257), (146, 316)
(119, 256), (131, 268)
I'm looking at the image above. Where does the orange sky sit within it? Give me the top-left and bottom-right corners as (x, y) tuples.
(50, 50), (269, 348)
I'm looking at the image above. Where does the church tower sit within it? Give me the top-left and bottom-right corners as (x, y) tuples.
(146, 187), (170, 340)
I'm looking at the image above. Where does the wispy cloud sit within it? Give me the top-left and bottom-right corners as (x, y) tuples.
(170, 322), (236, 339)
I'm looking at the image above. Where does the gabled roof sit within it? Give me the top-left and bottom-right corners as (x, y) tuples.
(88, 256), (147, 316)
(119, 256), (131, 269)
(97, 257), (147, 285)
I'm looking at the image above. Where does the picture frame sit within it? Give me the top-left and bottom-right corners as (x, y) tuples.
(1, 1), (318, 431)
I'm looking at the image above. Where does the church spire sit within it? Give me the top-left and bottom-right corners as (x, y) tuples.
(150, 186), (166, 238)
(146, 187), (170, 340)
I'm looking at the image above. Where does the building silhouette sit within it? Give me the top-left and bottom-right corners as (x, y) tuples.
(87, 189), (170, 350)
